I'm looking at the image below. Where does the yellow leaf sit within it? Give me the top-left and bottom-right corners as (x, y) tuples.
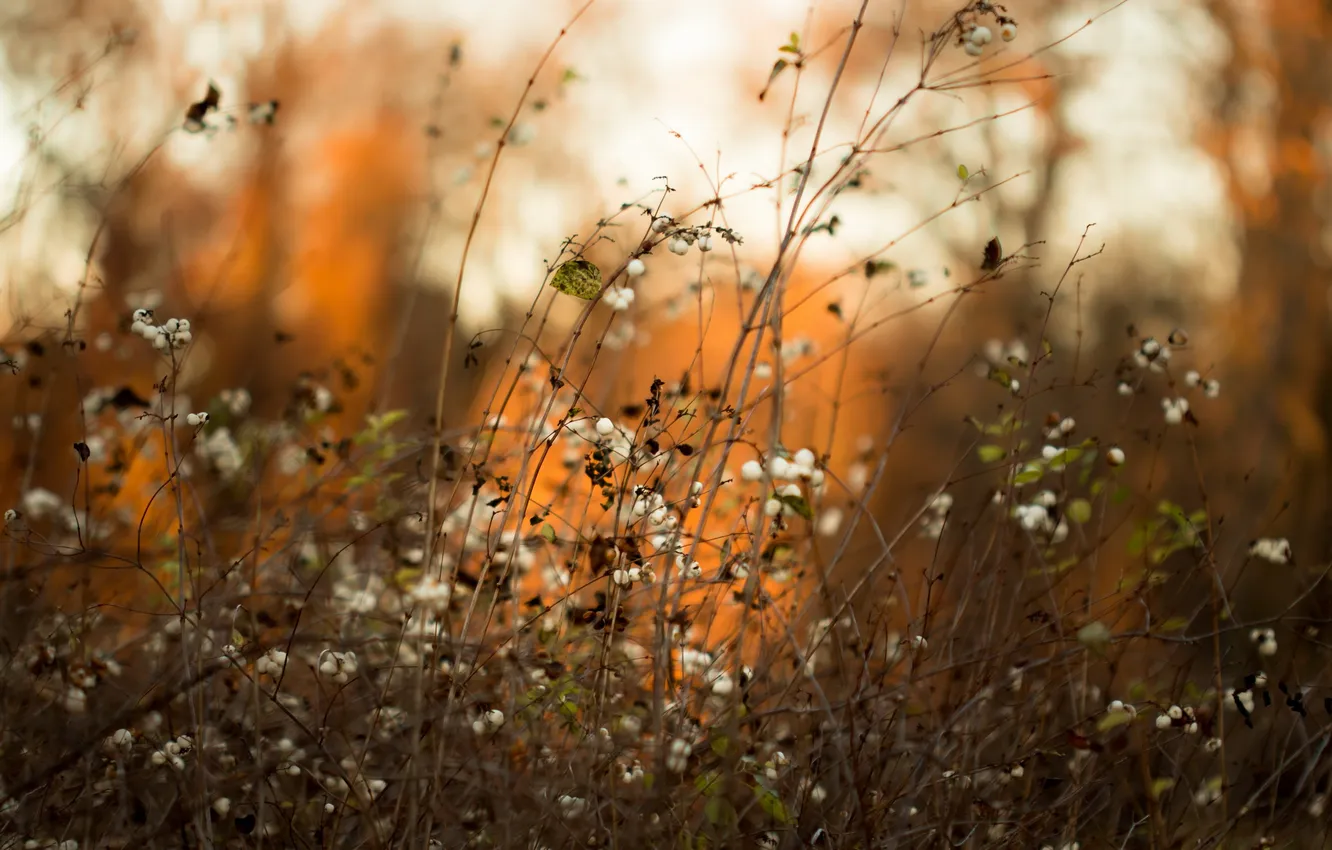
(550, 259), (603, 300)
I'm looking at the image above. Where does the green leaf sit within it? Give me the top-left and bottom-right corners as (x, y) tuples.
(694, 770), (721, 796)
(1030, 555), (1080, 578)
(550, 258), (603, 300)
(1046, 447), (1083, 470)
(1127, 521), (1157, 557)
(704, 795), (735, 827)
(982, 412), (1024, 436)
(760, 59), (790, 99)
(1150, 777), (1175, 799)
(539, 523), (556, 543)
(754, 785), (793, 824)
(1112, 485), (1131, 505)
(710, 735), (729, 757)
(368, 409), (408, 432)
(776, 493), (813, 520)
(957, 163), (969, 180)
(778, 31), (801, 53)
(1157, 616), (1190, 633)
(1067, 498), (1092, 524)
(1053, 555), (1079, 574)
(1014, 464), (1043, 486)
(1097, 711), (1134, 732)
(1149, 542), (1184, 565)
(1157, 500), (1184, 521)
(977, 444), (1006, 464)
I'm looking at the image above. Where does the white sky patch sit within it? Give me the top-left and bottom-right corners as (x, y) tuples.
(1040, 0), (1238, 313)
(0, 0), (1240, 334)
(0, 80), (27, 218)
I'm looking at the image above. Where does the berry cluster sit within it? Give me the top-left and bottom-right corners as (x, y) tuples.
(129, 309), (193, 352)
(954, 2), (1019, 56)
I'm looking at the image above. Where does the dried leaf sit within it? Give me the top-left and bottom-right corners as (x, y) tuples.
(184, 82), (221, 132)
(550, 259), (603, 300)
(981, 236), (1003, 271)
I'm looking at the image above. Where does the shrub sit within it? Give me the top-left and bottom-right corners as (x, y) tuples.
(0, 3), (1323, 849)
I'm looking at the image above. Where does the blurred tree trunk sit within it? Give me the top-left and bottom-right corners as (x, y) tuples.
(1208, 0), (1332, 560)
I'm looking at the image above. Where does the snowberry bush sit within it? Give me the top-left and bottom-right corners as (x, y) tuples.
(0, 3), (1320, 849)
